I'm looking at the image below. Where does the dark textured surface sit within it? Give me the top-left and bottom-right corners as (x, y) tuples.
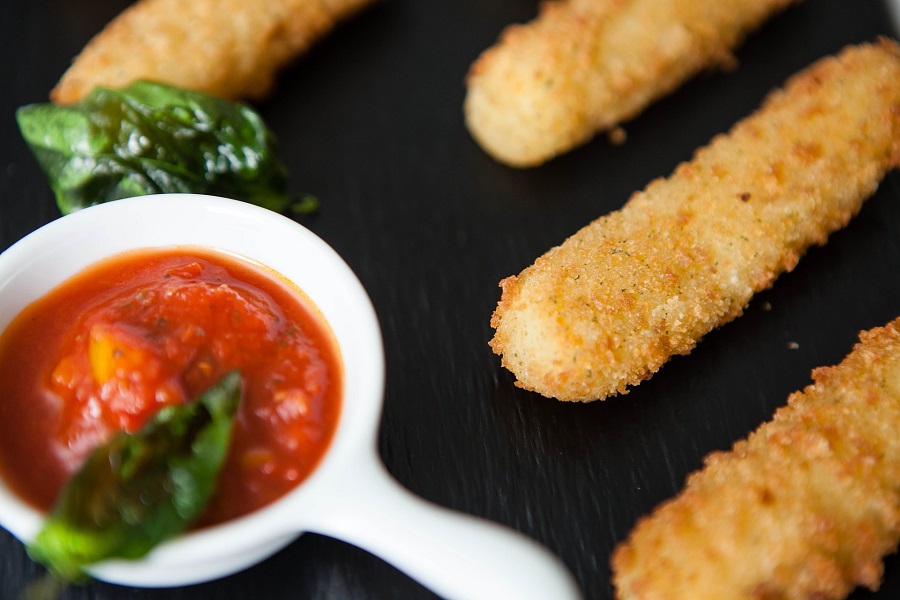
(2, 1), (900, 598)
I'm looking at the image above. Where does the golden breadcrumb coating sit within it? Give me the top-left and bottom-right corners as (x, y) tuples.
(611, 316), (900, 600)
(464, 0), (798, 167)
(489, 40), (900, 402)
(51, 0), (375, 104)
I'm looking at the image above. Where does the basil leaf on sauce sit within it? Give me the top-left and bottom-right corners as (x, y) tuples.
(16, 81), (304, 214)
(26, 371), (242, 582)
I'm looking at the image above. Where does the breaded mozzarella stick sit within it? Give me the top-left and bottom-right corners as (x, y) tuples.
(464, 0), (798, 167)
(489, 40), (900, 401)
(612, 316), (900, 600)
(51, 0), (375, 104)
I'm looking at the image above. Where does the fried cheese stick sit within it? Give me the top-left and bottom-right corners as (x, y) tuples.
(51, 0), (375, 104)
(489, 40), (900, 402)
(464, 0), (798, 168)
(611, 316), (900, 599)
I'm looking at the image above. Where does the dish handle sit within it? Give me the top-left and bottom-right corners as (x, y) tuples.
(305, 450), (582, 600)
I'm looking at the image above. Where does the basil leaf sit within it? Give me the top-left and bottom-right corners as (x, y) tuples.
(26, 371), (242, 582)
(16, 81), (298, 214)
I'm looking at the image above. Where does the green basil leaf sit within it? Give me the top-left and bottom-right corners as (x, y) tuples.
(16, 81), (298, 214)
(26, 371), (242, 582)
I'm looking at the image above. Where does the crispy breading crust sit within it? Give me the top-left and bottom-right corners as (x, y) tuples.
(489, 40), (900, 402)
(464, 0), (798, 168)
(611, 316), (900, 600)
(51, 0), (375, 104)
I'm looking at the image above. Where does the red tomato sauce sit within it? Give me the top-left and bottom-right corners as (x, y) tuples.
(0, 247), (341, 527)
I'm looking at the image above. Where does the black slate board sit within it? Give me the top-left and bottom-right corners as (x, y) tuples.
(2, 1), (900, 598)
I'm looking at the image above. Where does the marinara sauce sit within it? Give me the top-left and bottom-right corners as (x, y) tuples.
(0, 247), (341, 527)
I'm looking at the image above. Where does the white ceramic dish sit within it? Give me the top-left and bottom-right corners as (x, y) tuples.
(890, 0), (900, 30)
(0, 194), (581, 599)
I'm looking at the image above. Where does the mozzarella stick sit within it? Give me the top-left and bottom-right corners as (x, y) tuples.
(51, 0), (375, 104)
(489, 40), (900, 402)
(611, 316), (900, 600)
(464, 0), (797, 167)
